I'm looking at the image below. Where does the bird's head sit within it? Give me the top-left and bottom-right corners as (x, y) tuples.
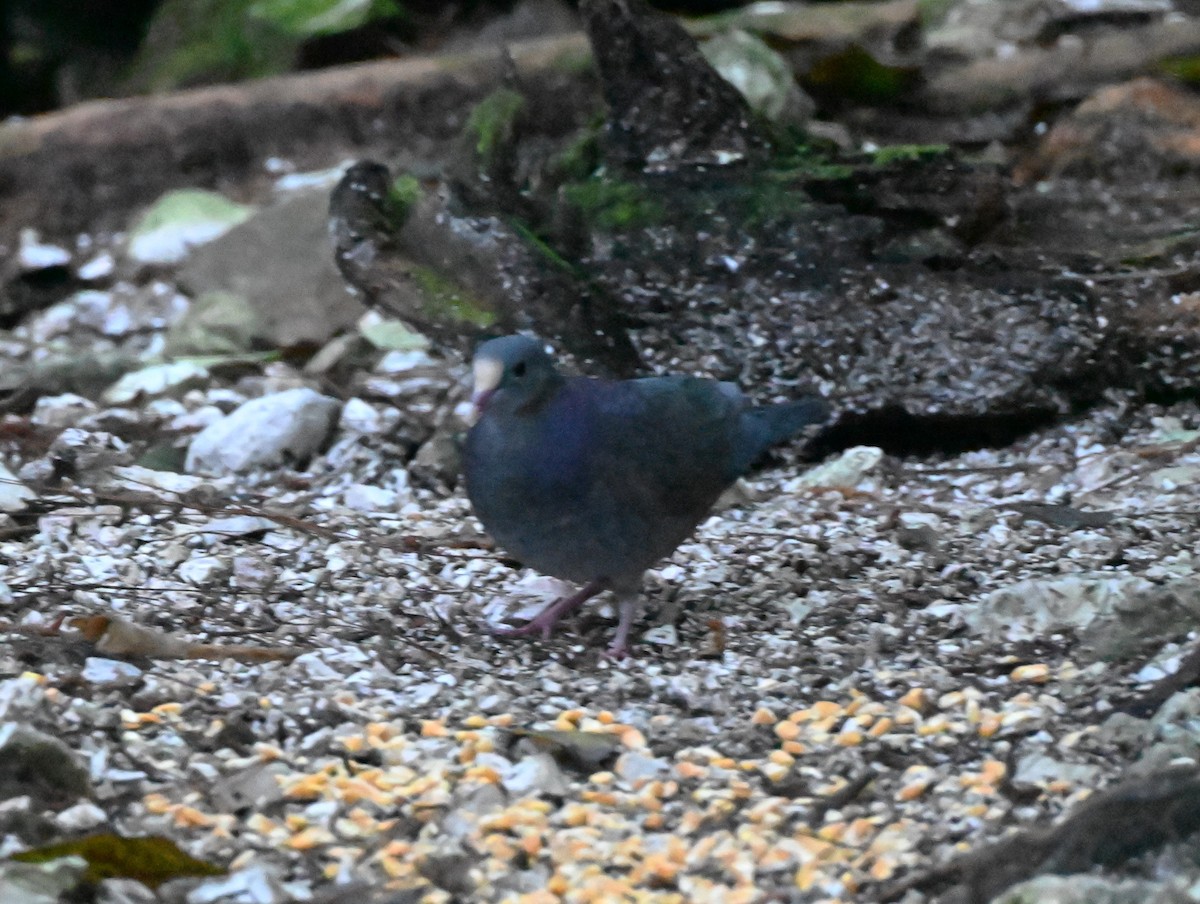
(470, 335), (562, 421)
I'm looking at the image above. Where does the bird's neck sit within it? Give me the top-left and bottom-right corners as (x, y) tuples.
(513, 373), (568, 417)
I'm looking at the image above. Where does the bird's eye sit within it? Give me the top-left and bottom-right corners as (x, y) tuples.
(512, 361), (527, 378)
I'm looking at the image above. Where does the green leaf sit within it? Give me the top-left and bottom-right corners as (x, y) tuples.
(248, 0), (402, 37)
(359, 317), (428, 351)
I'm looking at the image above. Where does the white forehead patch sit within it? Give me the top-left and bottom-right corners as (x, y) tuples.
(472, 357), (504, 394)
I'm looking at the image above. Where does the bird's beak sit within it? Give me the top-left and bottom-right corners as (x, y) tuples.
(468, 357), (503, 424)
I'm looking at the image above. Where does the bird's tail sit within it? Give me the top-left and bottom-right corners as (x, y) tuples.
(734, 396), (831, 473)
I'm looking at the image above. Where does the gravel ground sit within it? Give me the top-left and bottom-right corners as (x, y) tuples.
(3, 346), (1200, 901)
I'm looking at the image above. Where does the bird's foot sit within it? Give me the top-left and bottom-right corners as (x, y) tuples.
(601, 643), (631, 661)
(490, 581), (606, 642)
(489, 614), (561, 640)
(602, 592), (640, 661)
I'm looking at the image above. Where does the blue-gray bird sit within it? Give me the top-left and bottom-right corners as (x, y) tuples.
(464, 335), (830, 656)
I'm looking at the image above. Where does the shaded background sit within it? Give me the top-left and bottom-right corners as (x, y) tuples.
(0, 0), (756, 118)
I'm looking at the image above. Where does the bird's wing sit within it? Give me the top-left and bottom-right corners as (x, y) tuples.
(585, 376), (741, 517)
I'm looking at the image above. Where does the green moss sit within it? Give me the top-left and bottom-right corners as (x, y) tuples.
(465, 87), (526, 163)
(388, 173), (422, 221)
(13, 833), (223, 888)
(779, 159), (855, 181)
(509, 220), (580, 276)
(563, 177), (666, 231)
(869, 144), (950, 165)
(550, 127), (603, 183)
(737, 174), (812, 225)
(409, 266), (496, 327)
(772, 138), (948, 183)
(771, 141), (855, 181)
(1159, 55), (1200, 84)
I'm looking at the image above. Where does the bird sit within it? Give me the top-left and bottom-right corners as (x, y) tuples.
(463, 335), (830, 657)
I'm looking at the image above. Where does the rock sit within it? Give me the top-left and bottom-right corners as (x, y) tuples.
(80, 658), (144, 688)
(186, 864), (290, 904)
(77, 252), (115, 282)
(177, 188), (363, 348)
(1149, 465), (1200, 491)
(0, 676), (45, 721)
(0, 723), (90, 805)
(343, 483), (400, 512)
(410, 428), (464, 486)
(210, 763), (286, 813)
(614, 751), (669, 784)
(126, 189), (255, 265)
(1016, 77), (1200, 184)
(641, 624), (679, 646)
(925, 0), (1062, 58)
(961, 572), (1200, 661)
(0, 857), (88, 904)
(1080, 573), (1200, 657)
(164, 290), (261, 356)
(357, 357), (461, 453)
(30, 394), (98, 430)
(1098, 712), (1152, 749)
(701, 29), (814, 125)
(17, 228), (71, 272)
(197, 516), (275, 544)
(359, 314), (429, 352)
(54, 801), (109, 832)
(102, 361), (210, 404)
(185, 387), (342, 475)
(492, 867), (554, 899)
(177, 555), (231, 585)
(95, 878), (158, 904)
(106, 466), (210, 498)
(994, 874), (1175, 904)
(231, 555), (275, 590)
(896, 512), (942, 554)
(339, 398), (397, 435)
(26, 291), (112, 343)
(478, 694), (511, 715)
(272, 163), (349, 193)
(417, 846), (479, 896)
(503, 752), (569, 797)
(0, 462), (34, 512)
(375, 348), (438, 375)
(1012, 753), (1102, 788)
(1144, 688), (1200, 763)
(786, 446), (883, 491)
(699, 0), (919, 48)
(47, 428), (132, 475)
(303, 333), (377, 382)
(31, 285), (188, 339)
(0, 350), (142, 412)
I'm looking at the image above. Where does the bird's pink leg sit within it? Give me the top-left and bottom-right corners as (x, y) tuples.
(604, 592), (641, 659)
(492, 581), (606, 639)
